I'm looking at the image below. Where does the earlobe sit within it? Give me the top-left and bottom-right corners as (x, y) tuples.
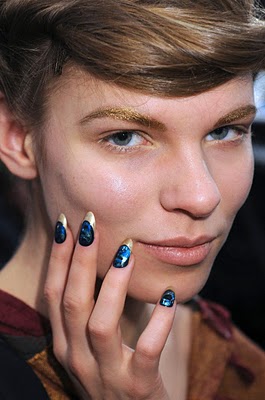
(0, 96), (38, 180)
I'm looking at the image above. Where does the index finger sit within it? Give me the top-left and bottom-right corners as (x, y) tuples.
(44, 213), (75, 355)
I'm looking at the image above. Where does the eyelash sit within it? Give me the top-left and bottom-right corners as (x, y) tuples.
(100, 130), (149, 153)
(99, 124), (252, 153)
(206, 125), (251, 143)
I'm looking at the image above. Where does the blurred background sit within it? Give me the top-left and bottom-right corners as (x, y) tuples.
(0, 74), (265, 349)
(0, 170), (25, 268)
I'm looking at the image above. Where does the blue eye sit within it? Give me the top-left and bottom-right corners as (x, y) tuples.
(109, 131), (133, 146)
(210, 127), (230, 140)
(106, 130), (144, 147)
(206, 126), (248, 142)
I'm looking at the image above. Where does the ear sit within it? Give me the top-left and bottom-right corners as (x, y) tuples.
(0, 94), (37, 180)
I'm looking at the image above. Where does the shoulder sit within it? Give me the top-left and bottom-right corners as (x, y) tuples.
(220, 325), (265, 400)
(0, 337), (49, 399)
(187, 296), (265, 400)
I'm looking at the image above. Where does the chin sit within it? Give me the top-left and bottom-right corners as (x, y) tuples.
(126, 260), (213, 305)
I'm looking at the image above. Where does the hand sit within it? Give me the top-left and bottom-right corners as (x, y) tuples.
(44, 213), (176, 400)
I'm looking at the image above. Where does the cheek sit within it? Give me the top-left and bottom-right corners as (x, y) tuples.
(81, 171), (139, 224)
(213, 145), (254, 218)
(39, 150), (150, 239)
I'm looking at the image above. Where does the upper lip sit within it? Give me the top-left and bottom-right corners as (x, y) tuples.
(139, 235), (216, 248)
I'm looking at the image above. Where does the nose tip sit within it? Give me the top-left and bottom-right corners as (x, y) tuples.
(160, 160), (221, 219)
(185, 181), (221, 218)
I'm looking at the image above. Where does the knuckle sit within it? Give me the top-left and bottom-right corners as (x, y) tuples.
(67, 352), (83, 376)
(64, 292), (91, 313)
(67, 351), (91, 381)
(88, 319), (112, 342)
(62, 294), (81, 315)
(52, 342), (66, 366)
(43, 284), (61, 304)
(136, 342), (158, 364)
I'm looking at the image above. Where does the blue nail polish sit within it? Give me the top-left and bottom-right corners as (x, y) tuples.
(113, 243), (131, 268)
(79, 220), (94, 246)
(79, 212), (95, 247)
(160, 290), (175, 307)
(54, 214), (67, 244)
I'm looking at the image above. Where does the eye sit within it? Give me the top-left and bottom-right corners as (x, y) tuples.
(206, 125), (249, 142)
(104, 130), (147, 147)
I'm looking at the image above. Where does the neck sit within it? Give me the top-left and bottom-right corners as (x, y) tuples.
(121, 296), (154, 348)
(0, 196), (53, 315)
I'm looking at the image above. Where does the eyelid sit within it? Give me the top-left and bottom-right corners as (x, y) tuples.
(214, 116), (254, 131)
(102, 129), (152, 143)
(99, 128), (138, 138)
(99, 129), (152, 153)
(211, 123), (252, 135)
(205, 124), (252, 144)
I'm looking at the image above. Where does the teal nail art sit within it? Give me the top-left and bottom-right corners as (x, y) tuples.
(54, 214), (67, 244)
(113, 239), (133, 268)
(160, 289), (175, 307)
(79, 212), (95, 247)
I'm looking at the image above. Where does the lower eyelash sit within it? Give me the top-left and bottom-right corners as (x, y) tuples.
(99, 140), (137, 153)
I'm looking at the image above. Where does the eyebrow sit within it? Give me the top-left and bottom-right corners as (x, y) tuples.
(80, 104), (257, 132)
(214, 105), (257, 128)
(80, 107), (166, 131)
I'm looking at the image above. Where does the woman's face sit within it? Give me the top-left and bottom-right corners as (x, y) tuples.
(37, 70), (255, 303)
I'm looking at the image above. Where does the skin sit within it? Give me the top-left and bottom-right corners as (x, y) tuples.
(40, 69), (254, 303)
(0, 70), (256, 399)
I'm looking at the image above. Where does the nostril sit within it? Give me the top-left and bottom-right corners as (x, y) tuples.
(160, 176), (221, 219)
(187, 189), (221, 219)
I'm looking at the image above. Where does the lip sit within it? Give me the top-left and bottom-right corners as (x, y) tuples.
(138, 236), (215, 266)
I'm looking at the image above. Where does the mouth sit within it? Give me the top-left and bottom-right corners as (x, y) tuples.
(137, 236), (215, 266)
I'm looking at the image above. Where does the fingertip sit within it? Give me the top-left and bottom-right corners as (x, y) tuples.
(159, 288), (176, 308)
(52, 214), (74, 254)
(54, 213), (67, 244)
(113, 239), (133, 268)
(79, 211), (96, 247)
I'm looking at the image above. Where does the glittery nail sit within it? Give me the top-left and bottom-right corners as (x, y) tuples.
(79, 212), (95, 247)
(160, 289), (175, 307)
(54, 214), (67, 244)
(113, 239), (133, 268)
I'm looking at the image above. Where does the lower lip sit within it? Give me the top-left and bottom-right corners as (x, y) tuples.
(139, 242), (212, 266)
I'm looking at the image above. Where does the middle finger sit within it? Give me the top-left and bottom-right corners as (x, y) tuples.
(63, 212), (98, 351)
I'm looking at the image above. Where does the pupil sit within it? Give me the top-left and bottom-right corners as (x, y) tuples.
(213, 127), (227, 139)
(118, 132), (129, 140)
(114, 131), (132, 145)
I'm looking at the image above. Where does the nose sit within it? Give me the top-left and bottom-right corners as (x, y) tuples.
(159, 149), (221, 219)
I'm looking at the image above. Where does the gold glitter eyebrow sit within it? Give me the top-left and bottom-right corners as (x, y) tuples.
(80, 107), (166, 131)
(214, 105), (257, 128)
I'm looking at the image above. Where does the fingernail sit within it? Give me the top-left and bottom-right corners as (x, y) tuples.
(54, 214), (67, 244)
(113, 239), (133, 268)
(79, 212), (95, 247)
(160, 289), (175, 307)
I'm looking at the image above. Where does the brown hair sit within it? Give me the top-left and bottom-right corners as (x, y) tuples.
(0, 0), (265, 128)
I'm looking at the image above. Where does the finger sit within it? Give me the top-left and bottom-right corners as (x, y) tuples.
(88, 240), (134, 366)
(44, 213), (74, 359)
(132, 289), (176, 378)
(62, 212), (98, 353)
